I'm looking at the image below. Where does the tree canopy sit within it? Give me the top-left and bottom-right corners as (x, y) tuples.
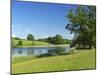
(65, 6), (96, 49)
(18, 40), (23, 46)
(46, 35), (70, 44)
(26, 34), (34, 41)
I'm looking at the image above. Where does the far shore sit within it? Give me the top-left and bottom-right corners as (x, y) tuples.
(13, 44), (70, 48)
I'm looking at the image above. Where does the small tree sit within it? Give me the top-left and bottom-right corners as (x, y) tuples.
(53, 35), (64, 44)
(27, 34), (34, 41)
(18, 40), (23, 46)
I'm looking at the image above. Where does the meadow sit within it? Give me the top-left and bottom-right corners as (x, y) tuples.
(12, 49), (96, 74)
(13, 39), (50, 47)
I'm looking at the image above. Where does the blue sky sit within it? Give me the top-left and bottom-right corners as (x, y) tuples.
(12, 0), (78, 40)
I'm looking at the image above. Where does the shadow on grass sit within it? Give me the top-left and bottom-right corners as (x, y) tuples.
(36, 51), (77, 58)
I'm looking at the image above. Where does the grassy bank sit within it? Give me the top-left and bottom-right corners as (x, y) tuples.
(12, 49), (96, 74)
(13, 39), (69, 48)
(15, 44), (69, 48)
(13, 39), (50, 47)
(12, 56), (36, 64)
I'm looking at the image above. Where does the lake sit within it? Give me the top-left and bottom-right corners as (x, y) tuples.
(12, 46), (70, 57)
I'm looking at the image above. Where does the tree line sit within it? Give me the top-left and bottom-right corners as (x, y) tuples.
(13, 34), (71, 46)
(38, 35), (71, 45)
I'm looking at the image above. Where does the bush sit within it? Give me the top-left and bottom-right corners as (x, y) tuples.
(17, 40), (23, 46)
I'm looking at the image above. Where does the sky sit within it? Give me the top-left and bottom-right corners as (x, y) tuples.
(12, 0), (78, 40)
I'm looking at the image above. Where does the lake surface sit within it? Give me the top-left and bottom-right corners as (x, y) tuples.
(12, 46), (70, 57)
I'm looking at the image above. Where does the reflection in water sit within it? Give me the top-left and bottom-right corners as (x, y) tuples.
(12, 46), (70, 57)
(18, 50), (22, 54)
(27, 50), (34, 55)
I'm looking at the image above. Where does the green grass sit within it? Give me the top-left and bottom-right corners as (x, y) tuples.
(13, 39), (50, 47)
(13, 39), (69, 48)
(12, 49), (96, 74)
(12, 56), (36, 64)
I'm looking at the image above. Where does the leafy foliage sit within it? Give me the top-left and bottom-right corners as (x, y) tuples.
(26, 34), (34, 41)
(18, 40), (23, 46)
(65, 6), (96, 49)
(46, 35), (70, 44)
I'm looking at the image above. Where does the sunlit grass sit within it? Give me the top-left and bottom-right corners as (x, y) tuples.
(13, 39), (49, 47)
(12, 49), (96, 74)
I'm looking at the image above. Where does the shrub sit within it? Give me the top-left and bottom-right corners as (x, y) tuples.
(17, 40), (23, 46)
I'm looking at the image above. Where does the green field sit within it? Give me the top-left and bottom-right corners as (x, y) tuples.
(13, 39), (50, 47)
(12, 49), (96, 74)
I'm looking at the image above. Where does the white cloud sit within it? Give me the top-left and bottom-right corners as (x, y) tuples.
(12, 34), (16, 37)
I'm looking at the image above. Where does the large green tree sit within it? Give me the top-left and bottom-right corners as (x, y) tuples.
(26, 34), (34, 41)
(65, 6), (96, 49)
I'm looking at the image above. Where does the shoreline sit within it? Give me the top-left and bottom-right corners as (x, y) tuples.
(13, 44), (70, 48)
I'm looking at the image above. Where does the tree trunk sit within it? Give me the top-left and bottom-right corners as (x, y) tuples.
(89, 44), (92, 49)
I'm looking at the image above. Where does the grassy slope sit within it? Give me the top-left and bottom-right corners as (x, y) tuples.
(12, 49), (96, 74)
(13, 39), (50, 47)
(12, 56), (36, 64)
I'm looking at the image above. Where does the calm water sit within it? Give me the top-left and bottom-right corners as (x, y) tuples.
(12, 46), (70, 57)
